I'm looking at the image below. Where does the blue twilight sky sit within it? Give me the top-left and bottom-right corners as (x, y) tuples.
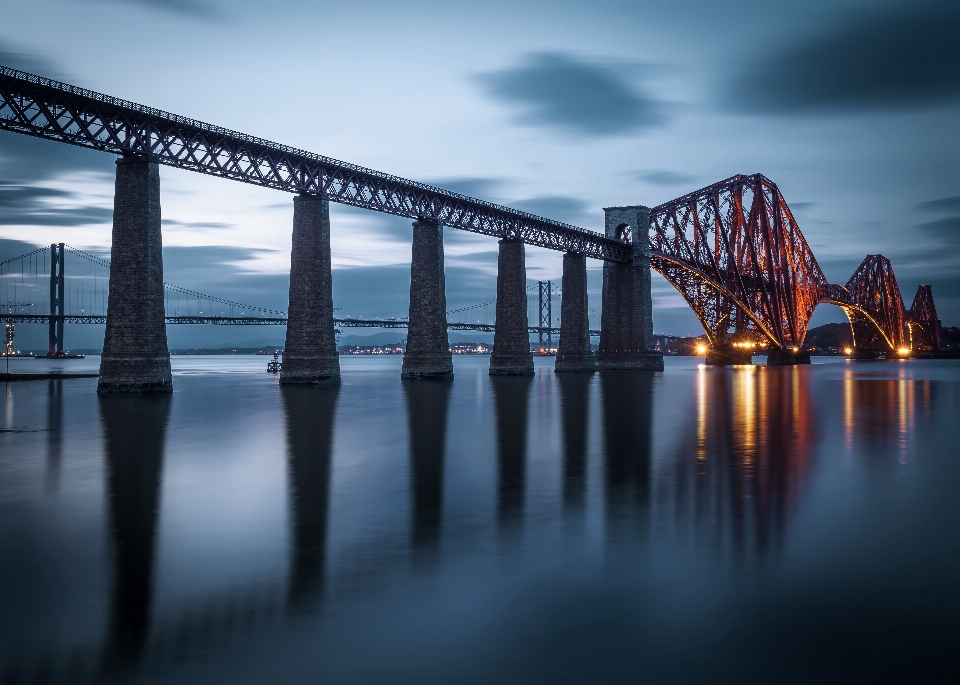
(1, 0), (959, 347)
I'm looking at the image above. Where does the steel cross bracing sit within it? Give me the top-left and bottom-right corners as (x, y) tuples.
(908, 284), (940, 353)
(646, 174), (939, 353)
(0, 65), (630, 263)
(648, 173), (828, 350)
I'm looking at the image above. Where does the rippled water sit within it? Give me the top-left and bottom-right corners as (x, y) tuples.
(2, 355), (958, 684)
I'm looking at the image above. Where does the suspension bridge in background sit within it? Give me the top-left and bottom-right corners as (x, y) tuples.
(0, 242), (611, 356)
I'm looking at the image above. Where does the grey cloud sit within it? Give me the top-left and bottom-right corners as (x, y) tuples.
(512, 196), (591, 226)
(637, 170), (696, 187)
(0, 238), (42, 264)
(917, 195), (960, 213)
(162, 219), (234, 230)
(450, 250), (499, 264)
(162, 246), (290, 313)
(0, 44), (66, 79)
(0, 131), (113, 185)
(477, 53), (665, 135)
(0, 186), (72, 208)
(733, 3), (960, 113)
(428, 178), (503, 199)
(916, 216), (960, 247)
(0, 179), (112, 227)
(0, 204), (113, 227)
(90, 0), (217, 18)
(163, 245), (278, 270)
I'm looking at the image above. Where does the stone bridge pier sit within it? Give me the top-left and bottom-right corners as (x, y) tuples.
(596, 206), (664, 372)
(555, 252), (594, 373)
(98, 156), (173, 394)
(490, 238), (534, 376)
(280, 195), (341, 384)
(402, 219), (453, 380)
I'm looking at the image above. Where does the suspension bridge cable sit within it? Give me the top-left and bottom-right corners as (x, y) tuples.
(64, 245), (287, 317)
(0, 246), (47, 268)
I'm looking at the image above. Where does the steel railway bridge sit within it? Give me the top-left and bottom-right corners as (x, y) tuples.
(0, 65), (942, 386)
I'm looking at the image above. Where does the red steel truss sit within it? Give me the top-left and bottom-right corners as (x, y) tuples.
(822, 255), (907, 352)
(648, 174), (827, 349)
(648, 177), (937, 354)
(909, 285), (941, 352)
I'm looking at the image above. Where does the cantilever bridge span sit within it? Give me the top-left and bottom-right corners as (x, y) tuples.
(0, 65), (940, 388)
(647, 174), (940, 358)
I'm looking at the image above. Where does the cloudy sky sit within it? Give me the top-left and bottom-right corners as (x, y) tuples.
(1, 0), (958, 348)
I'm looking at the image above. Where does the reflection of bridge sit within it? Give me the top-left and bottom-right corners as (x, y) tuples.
(0, 366), (816, 682)
(0, 66), (941, 390)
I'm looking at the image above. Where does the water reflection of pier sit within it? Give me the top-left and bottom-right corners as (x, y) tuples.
(13, 363), (945, 682)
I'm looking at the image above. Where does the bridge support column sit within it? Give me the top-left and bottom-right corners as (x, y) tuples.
(490, 238), (534, 376)
(280, 195), (340, 384)
(402, 219), (453, 380)
(766, 348), (811, 365)
(705, 345), (754, 366)
(596, 206), (663, 371)
(98, 157), (172, 394)
(555, 252), (594, 373)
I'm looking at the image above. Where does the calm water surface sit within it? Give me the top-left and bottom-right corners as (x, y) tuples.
(1, 355), (959, 684)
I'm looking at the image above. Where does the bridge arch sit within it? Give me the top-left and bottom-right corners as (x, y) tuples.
(648, 174), (826, 350)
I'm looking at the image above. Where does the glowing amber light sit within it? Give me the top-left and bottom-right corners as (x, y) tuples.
(843, 347), (853, 355)
(695, 344), (708, 355)
(897, 347), (910, 356)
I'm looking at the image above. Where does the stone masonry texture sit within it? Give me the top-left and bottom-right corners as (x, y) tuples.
(490, 239), (534, 376)
(280, 195), (341, 384)
(555, 251), (595, 372)
(98, 157), (173, 394)
(597, 206), (664, 371)
(402, 220), (454, 380)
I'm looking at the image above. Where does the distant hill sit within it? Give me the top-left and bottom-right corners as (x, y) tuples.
(804, 322), (852, 350)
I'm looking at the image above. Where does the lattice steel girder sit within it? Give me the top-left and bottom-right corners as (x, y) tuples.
(0, 66), (630, 263)
(842, 255), (906, 351)
(648, 173), (827, 349)
(908, 284), (940, 352)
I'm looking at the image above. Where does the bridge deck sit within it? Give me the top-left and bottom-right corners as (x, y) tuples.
(0, 65), (631, 263)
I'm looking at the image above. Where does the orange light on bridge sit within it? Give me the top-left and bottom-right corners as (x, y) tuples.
(843, 347), (853, 355)
(695, 344), (708, 355)
(897, 347), (910, 356)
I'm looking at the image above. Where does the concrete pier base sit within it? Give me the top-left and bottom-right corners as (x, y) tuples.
(490, 239), (534, 376)
(555, 252), (594, 373)
(98, 157), (172, 394)
(705, 346), (755, 366)
(280, 195), (340, 384)
(766, 349), (812, 365)
(402, 220), (453, 380)
(595, 206), (664, 372)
